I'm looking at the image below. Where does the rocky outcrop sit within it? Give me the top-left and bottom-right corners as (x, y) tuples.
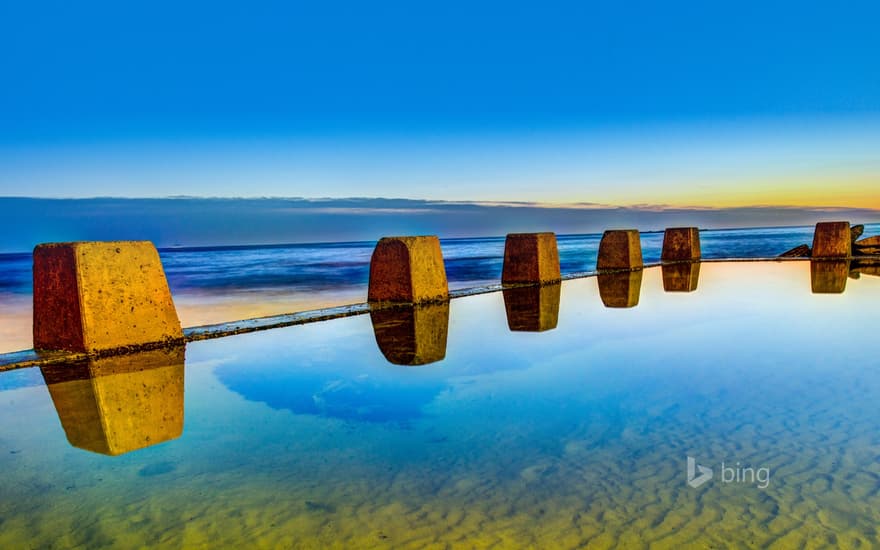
(779, 244), (811, 258)
(854, 235), (880, 256)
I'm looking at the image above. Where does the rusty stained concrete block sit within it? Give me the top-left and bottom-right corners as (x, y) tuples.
(597, 230), (643, 270)
(597, 270), (643, 308)
(33, 241), (183, 354)
(811, 222), (851, 258)
(501, 232), (561, 285)
(503, 282), (561, 332)
(40, 347), (185, 456)
(368, 236), (449, 304)
(661, 227), (701, 262)
(662, 262), (701, 292)
(810, 260), (850, 294)
(369, 302), (449, 366)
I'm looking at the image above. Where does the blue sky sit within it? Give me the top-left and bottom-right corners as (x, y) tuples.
(1, 1), (878, 207)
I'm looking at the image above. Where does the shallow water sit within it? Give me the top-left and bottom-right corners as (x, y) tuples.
(0, 261), (878, 548)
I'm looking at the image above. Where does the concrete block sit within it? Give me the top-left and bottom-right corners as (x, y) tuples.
(501, 232), (561, 285)
(40, 347), (185, 455)
(661, 227), (701, 261)
(33, 241), (183, 354)
(810, 260), (849, 294)
(597, 270), (643, 308)
(368, 236), (449, 304)
(370, 302), (449, 365)
(811, 222), (851, 258)
(503, 282), (561, 332)
(597, 230), (643, 270)
(662, 262), (701, 292)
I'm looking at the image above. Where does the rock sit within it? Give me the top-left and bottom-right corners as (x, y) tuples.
(851, 224), (865, 242)
(779, 244), (811, 258)
(854, 235), (880, 256)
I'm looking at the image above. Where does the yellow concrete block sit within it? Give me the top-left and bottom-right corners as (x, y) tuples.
(810, 260), (849, 294)
(661, 227), (701, 261)
(368, 236), (449, 304)
(503, 282), (561, 332)
(501, 232), (561, 285)
(40, 347), (185, 455)
(811, 222), (851, 258)
(597, 230), (643, 270)
(33, 241), (183, 353)
(597, 270), (643, 308)
(662, 262), (701, 292)
(370, 302), (449, 365)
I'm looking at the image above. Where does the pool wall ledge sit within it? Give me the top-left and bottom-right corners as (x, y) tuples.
(811, 221), (851, 258)
(368, 236), (449, 304)
(33, 241), (184, 354)
(597, 229), (643, 270)
(661, 227), (701, 262)
(501, 232), (561, 285)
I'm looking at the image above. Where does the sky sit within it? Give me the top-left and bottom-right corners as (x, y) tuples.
(1, 1), (879, 211)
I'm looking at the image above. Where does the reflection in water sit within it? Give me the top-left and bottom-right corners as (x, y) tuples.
(3, 262), (880, 548)
(502, 283), (561, 332)
(850, 258), (880, 279)
(370, 302), (450, 366)
(661, 262), (701, 292)
(597, 270), (643, 308)
(216, 362), (444, 424)
(810, 260), (850, 294)
(39, 347), (185, 456)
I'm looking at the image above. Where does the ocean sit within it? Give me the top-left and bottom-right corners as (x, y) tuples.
(0, 224), (876, 352)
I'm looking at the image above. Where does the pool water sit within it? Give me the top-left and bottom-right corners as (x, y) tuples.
(0, 261), (878, 548)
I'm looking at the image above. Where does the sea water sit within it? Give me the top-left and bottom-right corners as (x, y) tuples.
(2, 224), (877, 352)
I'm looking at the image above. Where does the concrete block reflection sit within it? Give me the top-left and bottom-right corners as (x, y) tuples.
(40, 347), (185, 456)
(370, 302), (449, 366)
(597, 270), (643, 308)
(503, 283), (561, 332)
(662, 262), (701, 292)
(810, 260), (850, 294)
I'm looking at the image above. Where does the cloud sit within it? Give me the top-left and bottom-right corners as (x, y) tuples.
(1, 197), (878, 253)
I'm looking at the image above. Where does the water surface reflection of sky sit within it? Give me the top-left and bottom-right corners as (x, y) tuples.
(0, 261), (878, 548)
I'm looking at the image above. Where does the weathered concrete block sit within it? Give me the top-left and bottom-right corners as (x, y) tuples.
(810, 260), (849, 294)
(503, 282), (561, 332)
(661, 227), (701, 261)
(370, 302), (449, 365)
(662, 262), (701, 292)
(597, 270), (643, 308)
(597, 230), (643, 270)
(40, 347), (185, 455)
(811, 222), (851, 258)
(33, 241), (183, 354)
(368, 236), (449, 304)
(502, 232), (561, 285)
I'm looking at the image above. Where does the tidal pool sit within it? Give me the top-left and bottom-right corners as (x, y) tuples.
(0, 261), (878, 548)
